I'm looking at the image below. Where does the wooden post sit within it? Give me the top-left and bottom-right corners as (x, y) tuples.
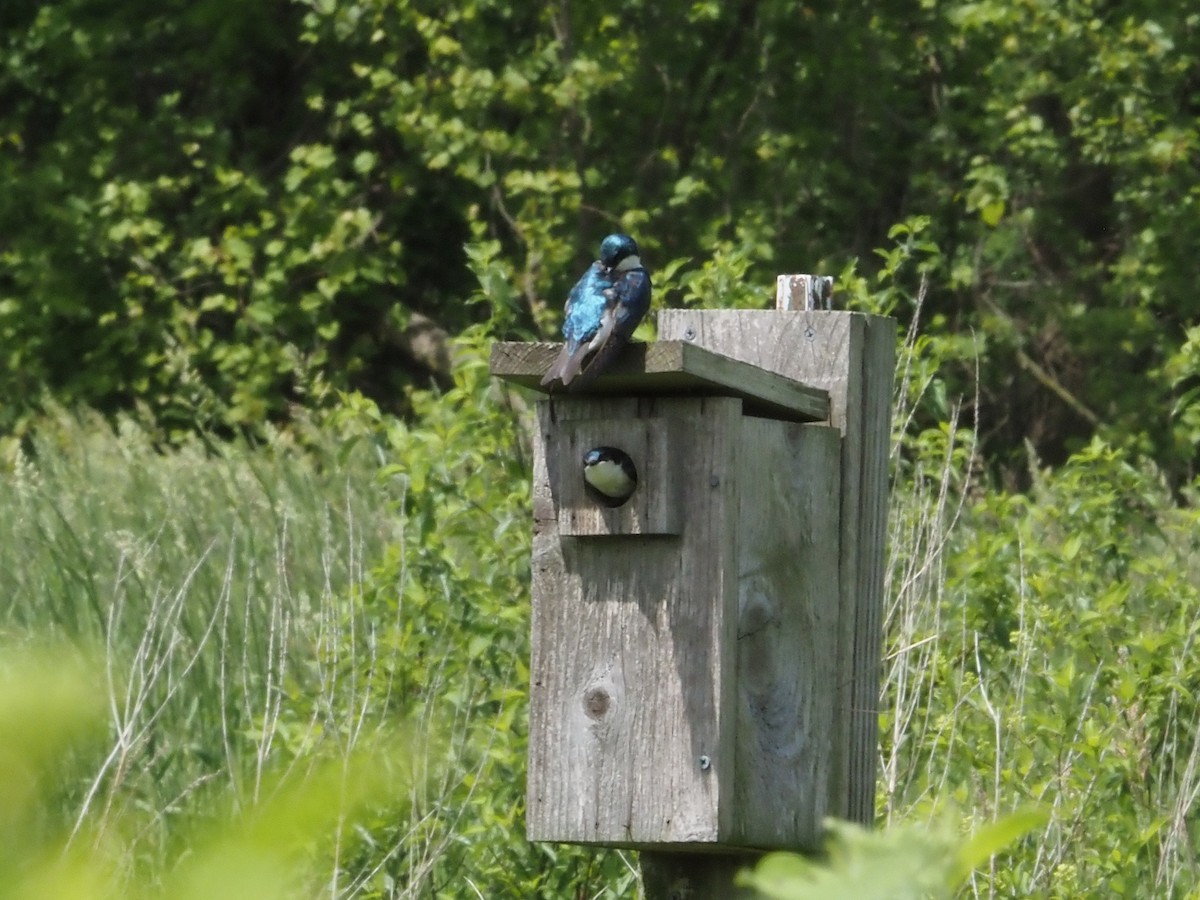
(776, 274), (834, 311)
(488, 281), (894, 896)
(640, 853), (758, 899)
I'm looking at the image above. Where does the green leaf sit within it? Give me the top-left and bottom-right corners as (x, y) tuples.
(952, 808), (1049, 885)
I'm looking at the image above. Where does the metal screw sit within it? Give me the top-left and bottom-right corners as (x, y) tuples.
(709, 475), (720, 488)
(683, 327), (696, 340)
(698, 755), (711, 771)
(804, 325), (816, 340)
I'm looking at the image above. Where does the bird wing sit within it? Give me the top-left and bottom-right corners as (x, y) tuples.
(561, 263), (609, 343)
(543, 262), (613, 388)
(569, 269), (652, 389)
(610, 270), (651, 340)
(561, 300), (617, 383)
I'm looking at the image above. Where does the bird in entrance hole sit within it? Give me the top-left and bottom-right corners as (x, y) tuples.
(540, 234), (652, 389)
(582, 446), (638, 507)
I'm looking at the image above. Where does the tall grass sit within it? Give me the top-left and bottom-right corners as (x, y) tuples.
(0, 410), (404, 889)
(877, 291), (1200, 897)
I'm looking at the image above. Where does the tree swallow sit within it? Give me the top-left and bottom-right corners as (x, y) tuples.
(540, 233), (652, 389)
(582, 446), (638, 506)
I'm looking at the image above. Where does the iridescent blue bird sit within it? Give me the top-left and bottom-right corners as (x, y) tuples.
(540, 233), (652, 389)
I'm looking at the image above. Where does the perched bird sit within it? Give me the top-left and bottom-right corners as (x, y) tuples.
(540, 233), (652, 389)
(582, 446), (638, 506)
(538, 260), (614, 388)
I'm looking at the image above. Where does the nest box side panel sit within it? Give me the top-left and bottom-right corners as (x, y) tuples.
(658, 309), (894, 825)
(527, 396), (741, 847)
(733, 420), (841, 849)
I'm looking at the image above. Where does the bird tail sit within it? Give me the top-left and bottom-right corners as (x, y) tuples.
(557, 342), (593, 386)
(568, 336), (625, 390)
(540, 341), (587, 388)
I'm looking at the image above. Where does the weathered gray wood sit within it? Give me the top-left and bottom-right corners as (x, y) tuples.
(734, 419), (841, 848)
(550, 416), (680, 536)
(489, 340), (829, 423)
(657, 309), (895, 826)
(528, 396), (742, 847)
(849, 316), (895, 827)
(527, 393), (844, 852)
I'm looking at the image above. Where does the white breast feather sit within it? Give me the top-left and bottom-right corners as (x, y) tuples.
(584, 460), (635, 498)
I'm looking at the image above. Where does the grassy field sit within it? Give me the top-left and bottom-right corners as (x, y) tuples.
(0, 410), (410, 893)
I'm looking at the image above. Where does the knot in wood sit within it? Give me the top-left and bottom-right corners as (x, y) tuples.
(583, 686), (611, 720)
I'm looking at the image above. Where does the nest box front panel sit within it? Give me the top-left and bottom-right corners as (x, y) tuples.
(548, 416), (680, 537)
(527, 396), (741, 847)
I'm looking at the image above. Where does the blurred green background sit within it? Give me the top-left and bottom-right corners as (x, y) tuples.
(3, 0), (1200, 896)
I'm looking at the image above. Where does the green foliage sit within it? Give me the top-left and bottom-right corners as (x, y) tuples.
(737, 809), (1046, 899)
(0, 645), (413, 900)
(0, 410), (417, 892)
(0, 0), (476, 438)
(921, 1), (1200, 472)
(882, 411), (1200, 896)
(0, 385), (636, 895)
(1166, 324), (1200, 474)
(6, 0), (1196, 476)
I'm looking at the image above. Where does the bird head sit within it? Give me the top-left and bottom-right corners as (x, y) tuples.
(598, 233), (642, 274)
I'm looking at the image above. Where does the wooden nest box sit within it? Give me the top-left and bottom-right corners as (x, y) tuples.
(489, 287), (894, 854)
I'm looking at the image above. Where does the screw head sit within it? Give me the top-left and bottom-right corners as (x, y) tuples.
(698, 755), (711, 771)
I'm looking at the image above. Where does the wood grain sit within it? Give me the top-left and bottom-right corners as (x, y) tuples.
(734, 419), (841, 848)
(658, 309), (895, 826)
(521, 306), (893, 862)
(548, 415), (680, 536)
(527, 396), (741, 847)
